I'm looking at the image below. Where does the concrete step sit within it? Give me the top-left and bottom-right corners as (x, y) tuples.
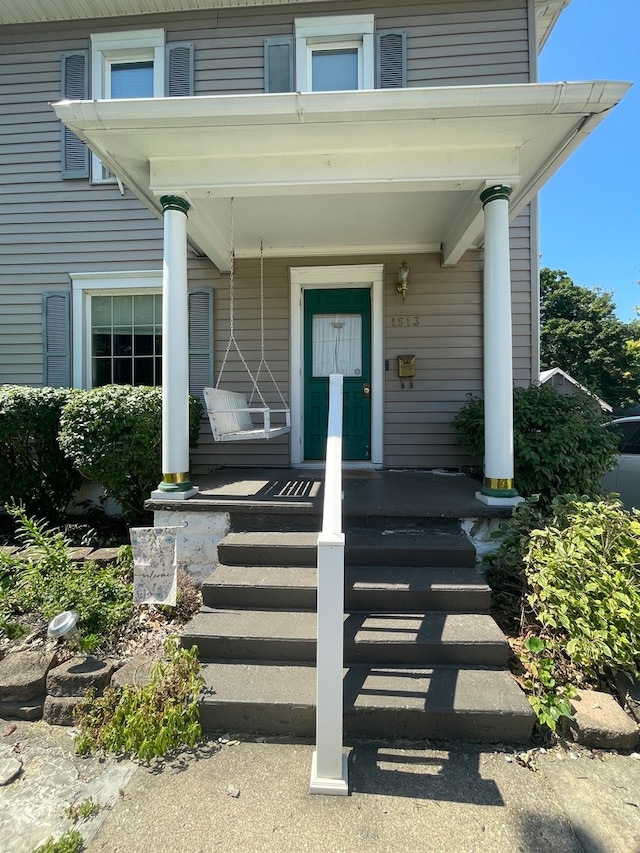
(182, 609), (508, 667)
(198, 661), (534, 743)
(346, 526), (476, 568)
(201, 565), (317, 610)
(217, 525), (477, 570)
(217, 532), (317, 568)
(201, 565), (490, 613)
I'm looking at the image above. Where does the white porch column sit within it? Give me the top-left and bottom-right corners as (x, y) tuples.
(152, 195), (198, 500)
(477, 185), (519, 506)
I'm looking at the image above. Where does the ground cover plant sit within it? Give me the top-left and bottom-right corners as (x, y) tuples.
(0, 505), (132, 652)
(74, 637), (203, 763)
(487, 494), (640, 731)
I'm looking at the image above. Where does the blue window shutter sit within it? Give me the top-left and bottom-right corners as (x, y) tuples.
(43, 292), (71, 387)
(188, 289), (213, 407)
(61, 51), (89, 178)
(166, 43), (194, 96)
(264, 36), (294, 93)
(376, 30), (407, 89)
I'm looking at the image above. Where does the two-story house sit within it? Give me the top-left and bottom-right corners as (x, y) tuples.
(0, 1), (629, 503)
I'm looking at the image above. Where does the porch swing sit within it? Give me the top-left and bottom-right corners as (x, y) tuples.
(204, 201), (290, 442)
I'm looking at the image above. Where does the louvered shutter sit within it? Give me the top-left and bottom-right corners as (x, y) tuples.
(264, 36), (294, 93)
(188, 289), (213, 408)
(166, 43), (194, 96)
(43, 293), (71, 387)
(376, 30), (407, 89)
(61, 51), (89, 178)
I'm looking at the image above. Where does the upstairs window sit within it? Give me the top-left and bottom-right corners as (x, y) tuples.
(266, 20), (405, 94)
(61, 31), (193, 181)
(294, 15), (375, 93)
(90, 29), (165, 182)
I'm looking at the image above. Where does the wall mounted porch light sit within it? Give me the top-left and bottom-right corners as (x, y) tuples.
(396, 261), (410, 301)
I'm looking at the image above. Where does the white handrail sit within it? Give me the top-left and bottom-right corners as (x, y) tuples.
(310, 374), (348, 795)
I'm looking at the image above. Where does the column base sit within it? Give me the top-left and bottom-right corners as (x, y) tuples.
(151, 483), (200, 501)
(475, 490), (523, 507)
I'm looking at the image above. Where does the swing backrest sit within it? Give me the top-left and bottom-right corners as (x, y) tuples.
(204, 387), (254, 438)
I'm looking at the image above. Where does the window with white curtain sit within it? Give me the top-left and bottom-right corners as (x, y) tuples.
(312, 313), (362, 377)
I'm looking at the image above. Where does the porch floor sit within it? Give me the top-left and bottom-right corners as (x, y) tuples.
(148, 468), (513, 520)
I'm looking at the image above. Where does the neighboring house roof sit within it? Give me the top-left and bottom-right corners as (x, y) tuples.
(0, 0), (570, 49)
(539, 367), (613, 412)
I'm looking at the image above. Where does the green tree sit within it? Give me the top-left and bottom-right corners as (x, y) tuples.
(540, 268), (639, 408)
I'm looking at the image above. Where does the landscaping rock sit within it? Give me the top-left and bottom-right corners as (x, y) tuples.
(0, 697), (45, 722)
(46, 656), (116, 698)
(42, 695), (82, 727)
(0, 756), (22, 785)
(568, 688), (639, 750)
(89, 547), (122, 566)
(111, 655), (157, 690)
(0, 649), (58, 702)
(615, 672), (640, 724)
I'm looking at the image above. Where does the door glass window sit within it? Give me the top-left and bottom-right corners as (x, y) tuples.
(312, 313), (362, 377)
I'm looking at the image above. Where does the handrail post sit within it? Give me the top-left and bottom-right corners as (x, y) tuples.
(310, 374), (348, 795)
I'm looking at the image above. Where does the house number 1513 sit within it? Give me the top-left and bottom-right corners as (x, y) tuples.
(391, 316), (420, 327)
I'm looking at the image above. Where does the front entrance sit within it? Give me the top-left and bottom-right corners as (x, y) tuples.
(303, 288), (371, 460)
(289, 264), (384, 467)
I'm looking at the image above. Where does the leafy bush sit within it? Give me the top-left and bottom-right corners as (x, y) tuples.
(0, 385), (82, 522)
(453, 383), (618, 503)
(74, 637), (203, 763)
(525, 497), (640, 680)
(488, 495), (640, 730)
(0, 505), (132, 651)
(59, 385), (202, 521)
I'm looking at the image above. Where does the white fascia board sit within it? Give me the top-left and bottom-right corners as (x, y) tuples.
(53, 81), (632, 134)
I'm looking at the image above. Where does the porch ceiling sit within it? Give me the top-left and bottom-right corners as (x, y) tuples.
(53, 81), (629, 270)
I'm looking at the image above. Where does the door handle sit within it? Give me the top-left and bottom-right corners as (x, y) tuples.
(362, 383), (371, 398)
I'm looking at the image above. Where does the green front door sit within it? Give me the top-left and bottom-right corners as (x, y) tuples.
(303, 288), (372, 460)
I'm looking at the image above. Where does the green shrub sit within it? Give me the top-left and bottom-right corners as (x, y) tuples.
(0, 385), (82, 522)
(74, 638), (203, 763)
(59, 385), (202, 521)
(453, 383), (618, 503)
(490, 495), (640, 731)
(525, 497), (640, 681)
(1, 505), (132, 651)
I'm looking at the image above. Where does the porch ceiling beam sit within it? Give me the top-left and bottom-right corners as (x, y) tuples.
(149, 148), (521, 196)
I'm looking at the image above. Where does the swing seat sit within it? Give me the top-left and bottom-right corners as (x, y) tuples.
(204, 387), (290, 442)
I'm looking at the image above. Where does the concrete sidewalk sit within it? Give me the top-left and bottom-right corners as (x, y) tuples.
(85, 737), (639, 853)
(2, 720), (640, 853)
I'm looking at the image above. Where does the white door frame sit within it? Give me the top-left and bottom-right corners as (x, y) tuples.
(290, 264), (384, 466)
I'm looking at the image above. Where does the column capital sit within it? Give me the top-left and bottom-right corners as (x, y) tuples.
(160, 195), (190, 215)
(480, 185), (512, 208)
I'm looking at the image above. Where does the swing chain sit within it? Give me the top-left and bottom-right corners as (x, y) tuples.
(217, 198), (287, 412)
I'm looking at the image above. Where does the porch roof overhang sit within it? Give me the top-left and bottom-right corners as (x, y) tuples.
(53, 80), (630, 270)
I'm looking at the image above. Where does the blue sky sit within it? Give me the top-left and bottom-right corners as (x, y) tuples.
(538, 0), (639, 321)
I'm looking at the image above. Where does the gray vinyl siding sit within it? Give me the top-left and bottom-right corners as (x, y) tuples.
(1, 0), (534, 469)
(192, 239), (531, 472)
